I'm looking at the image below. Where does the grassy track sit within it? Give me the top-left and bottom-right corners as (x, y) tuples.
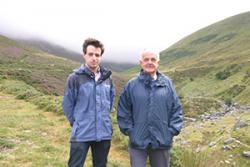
(0, 92), (129, 167)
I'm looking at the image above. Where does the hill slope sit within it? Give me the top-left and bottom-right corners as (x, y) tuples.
(124, 11), (250, 108)
(159, 11), (250, 106)
(0, 35), (126, 96)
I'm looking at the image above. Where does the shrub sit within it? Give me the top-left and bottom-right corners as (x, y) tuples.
(215, 70), (231, 80)
(31, 96), (63, 114)
(224, 96), (233, 106)
(0, 79), (63, 114)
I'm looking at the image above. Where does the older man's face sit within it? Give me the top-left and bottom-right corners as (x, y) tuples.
(140, 51), (159, 76)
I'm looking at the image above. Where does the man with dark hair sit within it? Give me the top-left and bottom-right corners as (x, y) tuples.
(117, 49), (183, 167)
(62, 38), (115, 167)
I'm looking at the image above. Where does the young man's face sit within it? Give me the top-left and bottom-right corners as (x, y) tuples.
(83, 45), (102, 71)
(140, 52), (159, 76)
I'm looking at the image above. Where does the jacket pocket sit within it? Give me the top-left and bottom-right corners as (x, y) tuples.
(129, 123), (146, 147)
(155, 121), (173, 147)
(102, 116), (112, 136)
(71, 121), (79, 140)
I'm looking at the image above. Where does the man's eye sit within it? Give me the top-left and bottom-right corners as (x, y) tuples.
(95, 54), (101, 57)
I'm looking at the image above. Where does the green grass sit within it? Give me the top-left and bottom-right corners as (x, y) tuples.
(0, 92), (129, 166)
(0, 92), (69, 166)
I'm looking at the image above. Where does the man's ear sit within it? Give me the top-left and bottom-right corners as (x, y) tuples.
(156, 60), (160, 65)
(139, 59), (143, 66)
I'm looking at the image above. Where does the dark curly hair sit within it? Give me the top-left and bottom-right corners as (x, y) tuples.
(82, 38), (104, 55)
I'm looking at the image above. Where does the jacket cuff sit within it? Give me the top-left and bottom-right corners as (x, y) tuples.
(169, 128), (178, 136)
(124, 128), (132, 136)
(69, 119), (75, 127)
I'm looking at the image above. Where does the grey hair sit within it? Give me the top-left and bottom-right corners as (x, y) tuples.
(141, 49), (160, 60)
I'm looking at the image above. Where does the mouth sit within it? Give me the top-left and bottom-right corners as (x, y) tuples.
(146, 65), (155, 68)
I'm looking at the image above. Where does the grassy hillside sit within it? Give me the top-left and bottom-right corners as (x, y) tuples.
(0, 35), (77, 95)
(159, 11), (250, 106)
(0, 35), (126, 96)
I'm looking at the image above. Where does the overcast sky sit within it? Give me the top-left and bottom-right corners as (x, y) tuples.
(0, 0), (250, 63)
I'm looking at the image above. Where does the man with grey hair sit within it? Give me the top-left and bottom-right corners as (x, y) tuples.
(117, 49), (183, 167)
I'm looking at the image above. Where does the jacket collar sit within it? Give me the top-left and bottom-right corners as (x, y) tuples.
(138, 69), (167, 87)
(74, 64), (112, 82)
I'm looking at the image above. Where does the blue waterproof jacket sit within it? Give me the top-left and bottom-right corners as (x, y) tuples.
(117, 70), (183, 150)
(62, 65), (115, 142)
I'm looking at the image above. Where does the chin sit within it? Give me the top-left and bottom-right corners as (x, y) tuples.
(90, 65), (98, 68)
(145, 70), (155, 73)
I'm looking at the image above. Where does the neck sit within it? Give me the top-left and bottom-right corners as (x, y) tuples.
(144, 71), (157, 78)
(86, 64), (99, 74)
(90, 67), (98, 74)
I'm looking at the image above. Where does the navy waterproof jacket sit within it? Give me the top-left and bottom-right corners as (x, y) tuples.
(62, 65), (115, 142)
(117, 70), (183, 150)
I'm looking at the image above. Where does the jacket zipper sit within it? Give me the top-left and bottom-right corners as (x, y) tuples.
(94, 78), (98, 141)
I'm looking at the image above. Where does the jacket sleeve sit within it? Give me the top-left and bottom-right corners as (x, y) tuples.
(110, 77), (116, 111)
(169, 80), (183, 136)
(62, 74), (77, 126)
(117, 83), (133, 136)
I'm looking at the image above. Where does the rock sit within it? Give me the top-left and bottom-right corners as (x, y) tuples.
(234, 120), (248, 129)
(224, 138), (234, 145)
(243, 151), (250, 157)
(195, 147), (201, 153)
(221, 145), (232, 151)
(184, 117), (196, 122)
(181, 140), (189, 145)
(231, 145), (237, 148)
(209, 141), (216, 147)
(41, 132), (48, 136)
